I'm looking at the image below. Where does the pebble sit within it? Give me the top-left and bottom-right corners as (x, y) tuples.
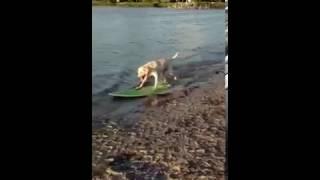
(196, 149), (205, 153)
(95, 151), (103, 155)
(96, 139), (103, 143)
(129, 132), (136, 136)
(151, 99), (158, 106)
(216, 166), (224, 171)
(198, 176), (208, 180)
(155, 154), (163, 161)
(143, 155), (153, 161)
(160, 161), (168, 167)
(172, 165), (181, 172)
(105, 168), (122, 175)
(106, 146), (113, 150)
(104, 158), (114, 163)
(102, 135), (108, 138)
(139, 150), (147, 154)
(109, 121), (117, 125)
(169, 173), (179, 179)
(165, 153), (172, 160)
(202, 161), (211, 168)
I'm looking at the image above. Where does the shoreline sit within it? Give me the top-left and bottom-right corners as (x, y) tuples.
(92, 60), (225, 129)
(92, 62), (226, 179)
(92, 2), (225, 9)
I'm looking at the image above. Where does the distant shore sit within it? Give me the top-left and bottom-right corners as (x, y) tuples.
(92, 1), (225, 9)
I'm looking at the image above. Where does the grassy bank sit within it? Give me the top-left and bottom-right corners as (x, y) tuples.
(92, 1), (225, 9)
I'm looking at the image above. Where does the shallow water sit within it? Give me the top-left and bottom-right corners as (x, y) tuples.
(92, 7), (225, 127)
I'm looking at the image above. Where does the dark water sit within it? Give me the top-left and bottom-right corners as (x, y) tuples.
(92, 7), (225, 127)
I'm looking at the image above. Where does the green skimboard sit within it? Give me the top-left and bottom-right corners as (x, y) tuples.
(109, 83), (171, 97)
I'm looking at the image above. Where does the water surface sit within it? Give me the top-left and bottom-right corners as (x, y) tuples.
(92, 7), (225, 127)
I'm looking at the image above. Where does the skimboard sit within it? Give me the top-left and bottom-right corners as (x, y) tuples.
(109, 83), (171, 97)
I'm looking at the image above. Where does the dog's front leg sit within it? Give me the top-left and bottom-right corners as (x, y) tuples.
(136, 76), (148, 89)
(136, 77), (143, 86)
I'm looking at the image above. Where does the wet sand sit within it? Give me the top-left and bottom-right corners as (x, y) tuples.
(92, 61), (225, 180)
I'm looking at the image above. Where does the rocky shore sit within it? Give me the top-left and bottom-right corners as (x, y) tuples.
(92, 66), (226, 179)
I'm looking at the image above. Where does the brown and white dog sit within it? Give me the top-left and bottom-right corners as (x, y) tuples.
(136, 52), (179, 89)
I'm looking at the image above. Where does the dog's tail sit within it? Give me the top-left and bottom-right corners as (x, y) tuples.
(169, 52), (179, 60)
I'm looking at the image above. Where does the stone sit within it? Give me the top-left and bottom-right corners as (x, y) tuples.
(104, 158), (114, 163)
(105, 168), (122, 176)
(196, 149), (205, 153)
(172, 165), (181, 172)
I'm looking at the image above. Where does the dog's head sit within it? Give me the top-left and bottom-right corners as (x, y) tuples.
(137, 66), (148, 79)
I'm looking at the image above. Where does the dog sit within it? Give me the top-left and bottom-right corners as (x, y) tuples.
(136, 52), (179, 89)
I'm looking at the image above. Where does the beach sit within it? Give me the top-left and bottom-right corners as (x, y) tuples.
(92, 61), (225, 179)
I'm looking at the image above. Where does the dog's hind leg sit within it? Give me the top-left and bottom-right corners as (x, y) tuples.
(150, 71), (159, 89)
(156, 70), (167, 84)
(160, 72), (167, 84)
